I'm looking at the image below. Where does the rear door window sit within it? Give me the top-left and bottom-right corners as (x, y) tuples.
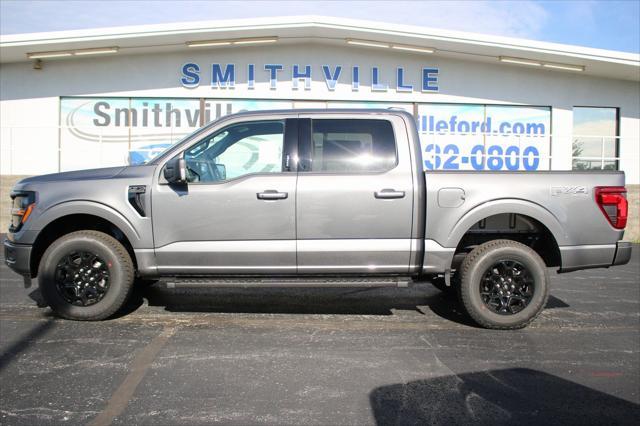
(309, 119), (397, 172)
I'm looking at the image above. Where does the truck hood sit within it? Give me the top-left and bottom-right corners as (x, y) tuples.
(17, 166), (128, 184)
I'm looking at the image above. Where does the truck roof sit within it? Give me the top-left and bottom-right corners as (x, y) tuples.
(222, 108), (415, 118)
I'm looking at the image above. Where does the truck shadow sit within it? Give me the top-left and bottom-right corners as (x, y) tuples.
(0, 319), (56, 372)
(369, 368), (640, 425)
(117, 283), (570, 327)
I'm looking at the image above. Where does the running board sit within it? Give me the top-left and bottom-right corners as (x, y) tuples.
(165, 277), (411, 289)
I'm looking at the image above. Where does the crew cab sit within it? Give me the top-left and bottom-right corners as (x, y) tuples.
(4, 109), (632, 329)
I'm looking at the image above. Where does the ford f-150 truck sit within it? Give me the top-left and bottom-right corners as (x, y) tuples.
(4, 109), (632, 329)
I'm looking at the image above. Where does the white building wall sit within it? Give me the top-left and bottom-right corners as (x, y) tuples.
(620, 115), (640, 184)
(0, 97), (60, 175)
(1, 43), (638, 181)
(550, 106), (574, 172)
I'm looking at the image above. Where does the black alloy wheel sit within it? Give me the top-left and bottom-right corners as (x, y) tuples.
(479, 260), (534, 315)
(55, 251), (111, 306)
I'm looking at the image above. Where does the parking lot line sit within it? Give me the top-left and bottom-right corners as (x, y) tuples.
(88, 326), (177, 426)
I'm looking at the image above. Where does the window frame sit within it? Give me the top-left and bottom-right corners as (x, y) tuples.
(297, 117), (400, 175)
(571, 106), (620, 171)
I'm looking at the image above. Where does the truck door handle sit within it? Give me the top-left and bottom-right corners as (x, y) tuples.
(257, 190), (288, 200)
(375, 189), (405, 199)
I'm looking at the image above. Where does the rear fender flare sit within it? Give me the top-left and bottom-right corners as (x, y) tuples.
(445, 199), (568, 249)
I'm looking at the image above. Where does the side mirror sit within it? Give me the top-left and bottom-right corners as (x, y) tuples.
(215, 164), (226, 180)
(164, 157), (187, 184)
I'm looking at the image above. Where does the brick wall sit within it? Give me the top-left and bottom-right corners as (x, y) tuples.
(626, 185), (640, 242)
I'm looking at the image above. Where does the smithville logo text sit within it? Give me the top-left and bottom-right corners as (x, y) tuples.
(180, 63), (439, 93)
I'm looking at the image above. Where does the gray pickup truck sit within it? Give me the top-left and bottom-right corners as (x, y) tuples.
(4, 109), (632, 329)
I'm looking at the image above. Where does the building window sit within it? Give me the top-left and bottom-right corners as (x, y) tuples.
(572, 107), (619, 170)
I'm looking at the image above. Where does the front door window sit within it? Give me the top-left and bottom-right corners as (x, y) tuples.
(184, 120), (285, 182)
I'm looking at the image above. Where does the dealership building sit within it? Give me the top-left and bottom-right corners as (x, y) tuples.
(1, 16), (639, 234)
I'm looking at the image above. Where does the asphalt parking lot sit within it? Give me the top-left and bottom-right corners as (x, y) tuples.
(1, 245), (639, 425)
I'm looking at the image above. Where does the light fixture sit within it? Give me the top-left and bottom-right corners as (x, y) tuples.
(73, 47), (119, 56)
(27, 46), (119, 59)
(346, 39), (390, 49)
(186, 37), (278, 48)
(186, 40), (232, 47)
(499, 56), (585, 72)
(346, 39), (435, 54)
(499, 56), (542, 67)
(233, 38), (278, 45)
(543, 62), (585, 72)
(391, 44), (435, 54)
(27, 51), (73, 59)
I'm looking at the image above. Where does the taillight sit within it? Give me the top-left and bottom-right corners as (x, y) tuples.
(595, 186), (628, 229)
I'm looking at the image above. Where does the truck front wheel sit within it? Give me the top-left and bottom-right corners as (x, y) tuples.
(458, 239), (549, 329)
(38, 230), (134, 320)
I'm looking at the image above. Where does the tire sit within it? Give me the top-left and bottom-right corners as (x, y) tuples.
(458, 239), (549, 330)
(38, 230), (134, 320)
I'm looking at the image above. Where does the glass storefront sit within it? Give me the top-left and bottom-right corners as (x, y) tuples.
(60, 97), (552, 172)
(417, 104), (550, 171)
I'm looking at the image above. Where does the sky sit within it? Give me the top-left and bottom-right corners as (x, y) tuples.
(1, 0), (639, 53)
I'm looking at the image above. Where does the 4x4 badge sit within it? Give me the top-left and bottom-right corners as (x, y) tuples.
(550, 186), (589, 196)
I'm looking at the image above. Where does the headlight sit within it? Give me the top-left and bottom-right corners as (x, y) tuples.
(9, 191), (36, 232)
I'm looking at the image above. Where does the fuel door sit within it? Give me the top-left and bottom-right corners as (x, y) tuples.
(438, 187), (466, 208)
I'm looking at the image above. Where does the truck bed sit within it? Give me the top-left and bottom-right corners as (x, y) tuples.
(422, 170), (626, 272)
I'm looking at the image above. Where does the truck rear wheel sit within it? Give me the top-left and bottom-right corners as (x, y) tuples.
(38, 230), (134, 320)
(458, 239), (549, 329)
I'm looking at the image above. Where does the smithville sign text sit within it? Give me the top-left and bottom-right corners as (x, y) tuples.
(180, 63), (439, 93)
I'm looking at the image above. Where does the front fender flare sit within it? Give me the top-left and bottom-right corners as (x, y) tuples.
(30, 200), (142, 248)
